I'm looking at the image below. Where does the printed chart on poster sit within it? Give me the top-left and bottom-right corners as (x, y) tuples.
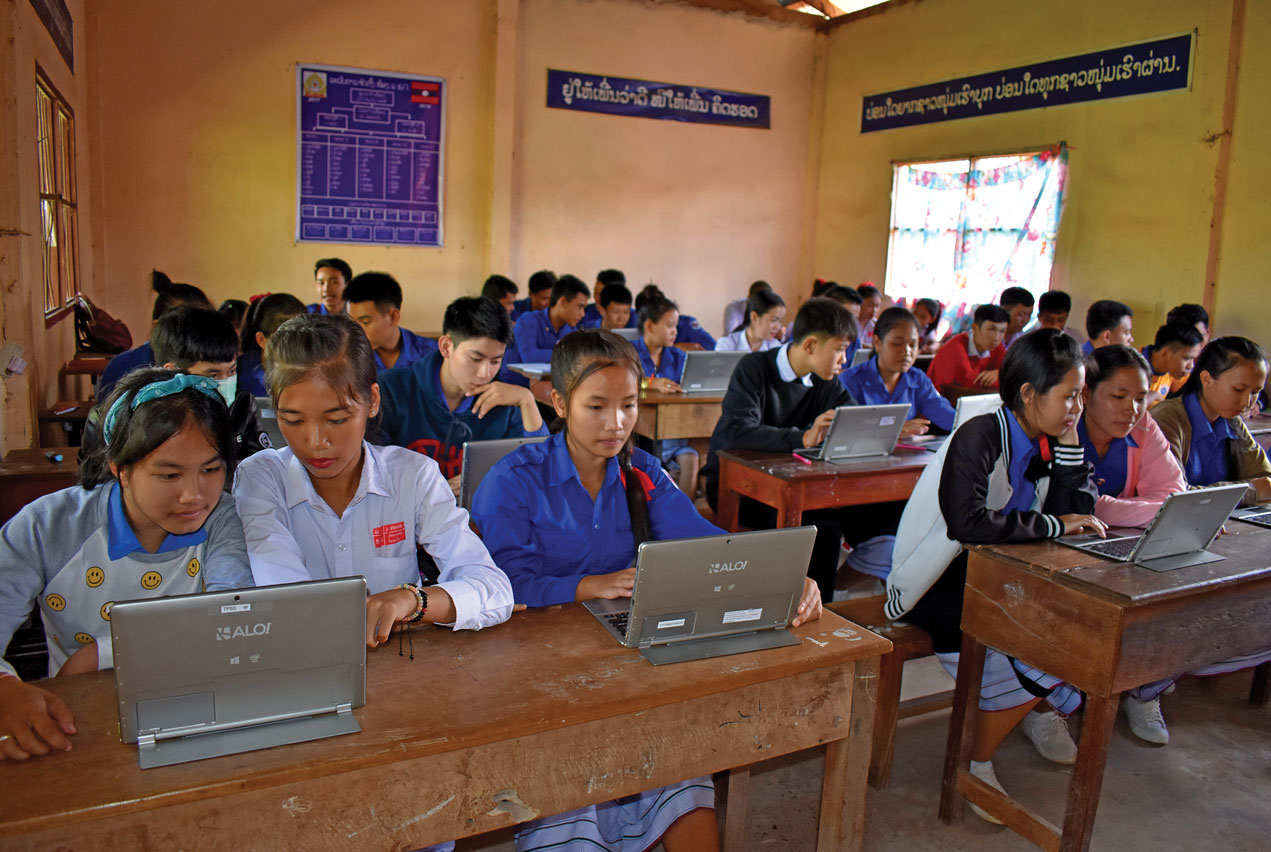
(296, 64), (445, 246)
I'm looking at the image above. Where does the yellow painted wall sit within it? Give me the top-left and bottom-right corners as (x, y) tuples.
(813, 0), (1263, 340)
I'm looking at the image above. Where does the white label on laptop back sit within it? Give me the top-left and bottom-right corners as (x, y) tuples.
(657, 618), (687, 630)
(722, 608), (763, 624)
(879, 416), (896, 426)
(221, 603), (251, 614)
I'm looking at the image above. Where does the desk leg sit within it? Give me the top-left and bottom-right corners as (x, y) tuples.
(817, 655), (880, 852)
(939, 632), (987, 823)
(1058, 692), (1117, 852)
(782, 486), (803, 528)
(715, 766), (751, 852)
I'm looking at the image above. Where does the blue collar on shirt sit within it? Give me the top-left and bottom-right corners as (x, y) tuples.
(283, 442), (395, 513)
(106, 481), (207, 560)
(776, 343), (814, 387)
(1184, 391), (1235, 443)
(544, 431), (620, 491)
(425, 352), (475, 415)
(1077, 417), (1137, 496)
(1002, 409), (1041, 513)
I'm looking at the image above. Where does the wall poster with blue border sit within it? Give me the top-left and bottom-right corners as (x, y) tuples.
(296, 64), (445, 247)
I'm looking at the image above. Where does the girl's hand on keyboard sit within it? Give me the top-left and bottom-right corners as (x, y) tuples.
(1060, 514), (1107, 537)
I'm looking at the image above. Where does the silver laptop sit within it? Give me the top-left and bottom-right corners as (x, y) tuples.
(1231, 505), (1271, 528)
(459, 435), (548, 511)
(1058, 484), (1248, 571)
(508, 362), (551, 380)
(112, 577), (367, 769)
(910, 393), (1002, 449)
(794, 403), (911, 464)
(850, 348), (874, 368)
(583, 527), (817, 665)
(612, 327), (640, 341)
(678, 350), (747, 395)
(255, 396), (286, 450)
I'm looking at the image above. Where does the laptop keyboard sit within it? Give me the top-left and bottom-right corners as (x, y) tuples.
(1084, 537), (1141, 559)
(1242, 510), (1271, 525)
(604, 611), (630, 635)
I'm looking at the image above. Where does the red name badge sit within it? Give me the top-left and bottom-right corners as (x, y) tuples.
(372, 522), (407, 548)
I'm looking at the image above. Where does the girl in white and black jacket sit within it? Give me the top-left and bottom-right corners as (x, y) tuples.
(886, 329), (1105, 820)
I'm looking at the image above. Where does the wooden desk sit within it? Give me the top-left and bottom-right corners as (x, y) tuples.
(940, 529), (1271, 852)
(529, 381), (725, 441)
(1, 606), (889, 852)
(0, 448), (79, 524)
(714, 448), (933, 531)
(62, 354), (113, 377)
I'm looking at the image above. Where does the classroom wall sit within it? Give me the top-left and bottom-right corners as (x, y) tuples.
(812, 0), (1263, 339)
(0, 0), (95, 456)
(511, 0), (820, 332)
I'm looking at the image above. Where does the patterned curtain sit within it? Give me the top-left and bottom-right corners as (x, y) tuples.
(886, 144), (1068, 335)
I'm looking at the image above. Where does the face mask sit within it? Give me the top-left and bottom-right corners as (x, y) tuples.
(213, 374), (237, 407)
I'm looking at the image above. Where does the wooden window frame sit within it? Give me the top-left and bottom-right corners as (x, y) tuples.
(36, 67), (80, 326)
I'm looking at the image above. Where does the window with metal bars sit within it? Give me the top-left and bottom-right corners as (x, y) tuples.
(36, 70), (80, 318)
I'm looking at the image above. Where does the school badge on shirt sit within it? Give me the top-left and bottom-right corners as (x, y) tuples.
(373, 522), (407, 548)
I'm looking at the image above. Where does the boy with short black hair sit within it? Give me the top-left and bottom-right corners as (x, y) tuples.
(82, 307), (269, 463)
(378, 297), (547, 495)
(581, 283), (635, 331)
(1165, 302), (1211, 345)
(1031, 290), (1081, 339)
(309, 257), (352, 315)
(702, 297), (861, 596)
(582, 268), (632, 329)
(482, 274), (519, 315)
(510, 270), (557, 321)
(1142, 322), (1205, 406)
(343, 271), (438, 371)
(502, 275), (590, 386)
(999, 286), (1035, 349)
(927, 303), (1009, 393)
(1084, 299), (1134, 354)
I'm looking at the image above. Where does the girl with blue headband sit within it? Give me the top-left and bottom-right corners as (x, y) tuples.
(0, 367), (253, 762)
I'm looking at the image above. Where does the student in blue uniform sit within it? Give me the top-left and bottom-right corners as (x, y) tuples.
(1082, 299), (1134, 355)
(632, 295), (699, 495)
(502, 274), (590, 386)
(581, 268), (634, 329)
(306, 257), (352, 315)
(510, 269), (556, 321)
(481, 274), (519, 315)
(635, 284), (715, 350)
(233, 313), (514, 649)
(379, 296), (547, 492)
(97, 271), (213, 402)
(581, 282), (636, 331)
(342, 271), (438, 372)
(838, 307), (955, 436)
(238, 292), (306, 397)
(471, 329), (820, 852)
(0, 368), (253, 761)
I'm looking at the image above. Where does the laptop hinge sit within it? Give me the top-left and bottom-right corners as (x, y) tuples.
(336, 702), (353, 716)
(138, 733), (157, 750)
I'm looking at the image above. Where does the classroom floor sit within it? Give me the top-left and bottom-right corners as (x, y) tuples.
(458, 662), (1269, 852)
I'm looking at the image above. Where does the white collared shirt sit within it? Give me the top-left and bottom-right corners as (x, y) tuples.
(776, 343), (814, 387)
(967, 332), (993, 359)
(233, 442), (512, 630)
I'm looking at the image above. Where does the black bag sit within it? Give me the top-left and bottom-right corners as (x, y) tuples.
(74, 295), (133, 354)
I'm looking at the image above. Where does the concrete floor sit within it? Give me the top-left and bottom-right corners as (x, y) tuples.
(458, 663), (1269, 852)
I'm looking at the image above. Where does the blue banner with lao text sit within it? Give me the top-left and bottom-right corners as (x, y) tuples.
(861, 33), (1193, 133)
(547, 69), (770, 130)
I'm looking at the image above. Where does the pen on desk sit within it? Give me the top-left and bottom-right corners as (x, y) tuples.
(894, 442), (926, 451)
(791, 452), (813, 465)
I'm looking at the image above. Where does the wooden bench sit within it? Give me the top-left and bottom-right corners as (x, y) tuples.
(827, 595), (950, 788)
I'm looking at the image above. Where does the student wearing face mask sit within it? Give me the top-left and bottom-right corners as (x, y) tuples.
(80, 307), (270, 465)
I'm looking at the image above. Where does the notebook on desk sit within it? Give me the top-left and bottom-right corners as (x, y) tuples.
(508, 363), (551, 380)
(459, 435), (548, 511)
(112, 577), (367, 769)
(611, 327), (640, 341)
(1057, 484), (1247, 571)
(793, 403), (911, 464)
(583, 527), (816, 665)
(677, 350), (747, 395)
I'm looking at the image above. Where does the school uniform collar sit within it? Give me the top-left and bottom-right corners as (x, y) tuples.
(106, 480), (207, 560)
(632, 336), (654, 371)
(1183, 391), (1234, 441)
(967, 332), (992, 359)
(544, 430), (621, 491)
(422, 349), (474, 415)
(859, 358), (912, 398)
(283, 442), (393, 513)
(1076, 417), (1138, 460)
(776, 343), (814, 387)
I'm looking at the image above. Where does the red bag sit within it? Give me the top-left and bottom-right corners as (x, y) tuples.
(74, 295), (133, 354)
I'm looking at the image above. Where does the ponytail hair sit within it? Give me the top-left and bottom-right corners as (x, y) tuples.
(734, 288), (785, 333)
(241, 292), (307, 357)
(150, 270), (212, 320)
(1172, 336), (1267, 399)
(550, 330), (652, 546)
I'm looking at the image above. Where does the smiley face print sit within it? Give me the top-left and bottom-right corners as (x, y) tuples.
(74, 632), (94, 645)
(100, 601), (114, 622)
(46, 593), (67, 611)
(186, 558), (200, 578)
(140, 571), (162, 590)
(86, 566), (105, 588)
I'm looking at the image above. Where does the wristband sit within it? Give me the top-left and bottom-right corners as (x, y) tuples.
(640, 377), (650, 391)
(399, 583), (427, 623)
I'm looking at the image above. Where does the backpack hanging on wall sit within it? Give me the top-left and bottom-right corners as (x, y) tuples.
(74, 295), (133, 354)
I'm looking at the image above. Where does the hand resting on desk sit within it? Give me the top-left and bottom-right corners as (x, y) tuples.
(0, 674), (76, 761)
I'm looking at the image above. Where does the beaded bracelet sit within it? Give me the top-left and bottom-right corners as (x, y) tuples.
(399, 583), (427, 623)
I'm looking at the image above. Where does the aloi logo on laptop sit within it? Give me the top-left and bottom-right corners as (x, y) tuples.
(216, 623), (272, 640)
(709, 560), (748, 573)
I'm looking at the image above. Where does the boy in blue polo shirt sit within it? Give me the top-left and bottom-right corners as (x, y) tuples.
(307, 257), (352, 315)
(581, 269), (635, 329)
(502, 275), (590, 386)
(343, 271), (438, 371)
(510, 270), (556, 321)
(379, 297), (546, 495)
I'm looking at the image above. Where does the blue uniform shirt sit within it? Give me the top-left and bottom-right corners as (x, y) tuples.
(580, 304), (637, 330)
(1081, 339), (1095, 356)
(306, 302), (335, 315)
(1077, 418), (1136, 496)
(470, 431), (721, 606)
(676, 315), (716, 350)
(96, 341), (155, 402)
(373, 328), (438, 373)
(838, 359), (955, 431)
(1003, 409), (1040, 514)
(238, 350), (267, 398)
(1182, 391), (1234, 485)
(510, 296), (533, 322)
(632, 337), (686, 381)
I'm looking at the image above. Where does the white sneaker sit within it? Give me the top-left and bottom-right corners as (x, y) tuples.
(967, 760), (1006, 825)
(1124, 695), (1170, 744)
(1021, 709), (1077, 765)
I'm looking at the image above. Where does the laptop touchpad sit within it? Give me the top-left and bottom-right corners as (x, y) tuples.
(137, 692), (215, 732)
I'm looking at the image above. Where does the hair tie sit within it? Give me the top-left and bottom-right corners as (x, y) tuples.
(102, 374), (223, 447)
